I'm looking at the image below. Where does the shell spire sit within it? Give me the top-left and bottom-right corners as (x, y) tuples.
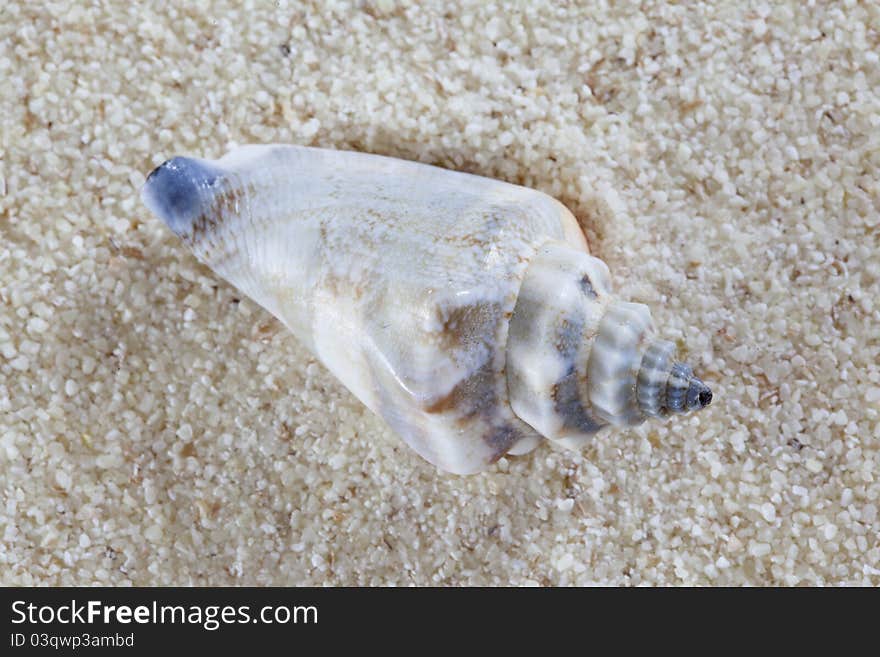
(506, 241), (712, 452)
(637, 340), (713, 417)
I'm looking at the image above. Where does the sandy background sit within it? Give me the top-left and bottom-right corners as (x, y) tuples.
(1, 0), (878, 585)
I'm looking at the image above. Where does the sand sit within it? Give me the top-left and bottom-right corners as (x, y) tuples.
(1, 0), (878, 585)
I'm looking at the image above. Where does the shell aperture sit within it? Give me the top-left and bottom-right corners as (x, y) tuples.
(142, 145), (712, 474)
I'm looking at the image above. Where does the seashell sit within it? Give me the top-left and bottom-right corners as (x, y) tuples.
(142, 146), (712, 474)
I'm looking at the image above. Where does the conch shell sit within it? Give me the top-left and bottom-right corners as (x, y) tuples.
(142, 146), (712, 474)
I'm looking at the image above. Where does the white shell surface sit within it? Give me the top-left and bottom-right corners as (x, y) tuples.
(144, 145), (587, 474)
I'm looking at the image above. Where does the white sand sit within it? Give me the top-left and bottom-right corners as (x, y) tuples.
(1, 1), (878, 585)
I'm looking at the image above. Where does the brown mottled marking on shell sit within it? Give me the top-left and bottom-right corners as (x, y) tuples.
(550, 374), (604, 433)
(435, 301), (499, 352)
(322, 272), (368, 302)
(441, 208), (507, 249)
(423, 301), (526, 458)
(189, 184), (241, 244)
(424, 301), (500, 414)
(423, 357), (495, 416)
(316, 225), (370, 303)
(423, 359), (523, 459)
(187, 181), (259, 268)
(579, 273), (598, 298)
(482, 423), (521, 459)
(550, 314), (605, 433)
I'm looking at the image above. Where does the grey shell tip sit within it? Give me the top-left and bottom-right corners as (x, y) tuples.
(141, 157), (221, 237)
